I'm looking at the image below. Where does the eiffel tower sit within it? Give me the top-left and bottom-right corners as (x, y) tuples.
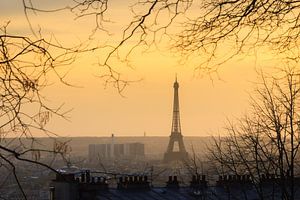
(163, 77), (188, 163)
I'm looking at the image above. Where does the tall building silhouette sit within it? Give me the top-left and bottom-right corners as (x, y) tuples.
(164, 77), (188, 163)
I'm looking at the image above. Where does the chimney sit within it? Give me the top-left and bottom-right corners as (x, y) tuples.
(202, 175), (206, 181)
(86, 170), (91, 183)
(129, 176), (133, 183)
(173, 176), (178, 183)
(192, 175), (197, 183)
(138, 176), (143, 183)
(80, 173), (85, 183)
(167, 176), (179, 189)
(119, 177), (123, 183)
(49, 186), (55, 200)
(238, 175), (241, 181)
(134, 176), (138, 183)
(219, 175), (223, 181)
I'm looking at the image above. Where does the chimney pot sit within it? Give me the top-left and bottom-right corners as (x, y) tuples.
(219, 175), (223, 181)
(138, 176), (143, 182)
(119, 177), (123, 183)
(85, 170), (91, 183)
(168, 176), (172, 182)
(173, 176), (178, 183)
(134, 176), (138, 182)
(192, 175), (196, 182)
(81, 173), (85, 183)
(129, 176), (133, 183)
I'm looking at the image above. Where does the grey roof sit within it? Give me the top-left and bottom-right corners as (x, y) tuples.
(93, 188), (204, 200)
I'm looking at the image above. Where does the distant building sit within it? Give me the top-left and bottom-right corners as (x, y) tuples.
(88, 143), (144, 162)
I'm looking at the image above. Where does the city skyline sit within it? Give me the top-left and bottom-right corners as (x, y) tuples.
(2, 1), (300, 199)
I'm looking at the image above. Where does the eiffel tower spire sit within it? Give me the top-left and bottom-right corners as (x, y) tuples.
(171, 75), (181, 133)
(164, 77), (188, 163)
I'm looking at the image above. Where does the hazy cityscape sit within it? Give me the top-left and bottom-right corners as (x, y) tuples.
(2, 0), (300, 200)
(0, 135), (213, 199)
(0, 78), (217, 199)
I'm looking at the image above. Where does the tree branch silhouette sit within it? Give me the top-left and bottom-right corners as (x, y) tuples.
(0, 21), (83, 198)
(209, 67), (300, 200)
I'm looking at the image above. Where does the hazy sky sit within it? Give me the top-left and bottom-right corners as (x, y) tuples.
(1, 0), (279, 137)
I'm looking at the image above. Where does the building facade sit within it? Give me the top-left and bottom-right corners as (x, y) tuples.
(88, 143), (144, 162)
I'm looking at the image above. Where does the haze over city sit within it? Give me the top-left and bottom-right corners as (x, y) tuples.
(2, 1), (300, 200)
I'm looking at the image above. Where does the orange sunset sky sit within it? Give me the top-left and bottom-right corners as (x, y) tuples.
(1, 0), (281, 137)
